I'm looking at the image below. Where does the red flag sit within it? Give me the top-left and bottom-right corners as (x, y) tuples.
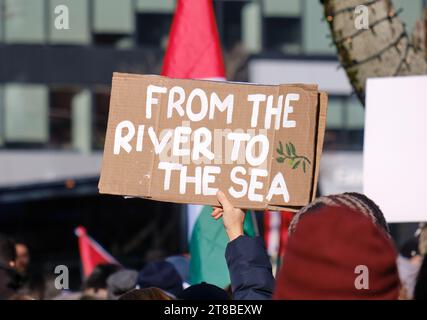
(74, 226), (120, 277)
(264, 211), (294, 260)
(161, 0), (225, 79)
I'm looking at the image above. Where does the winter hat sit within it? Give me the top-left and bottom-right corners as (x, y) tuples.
(274, 205), (400, 300)
(176, 282), (230, 300)
(138, 261), (183, 297)
(165, 255), (190, 286)
(107, 269), (139, 300)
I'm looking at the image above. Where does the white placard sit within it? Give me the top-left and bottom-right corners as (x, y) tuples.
(364, 76), (427, 223)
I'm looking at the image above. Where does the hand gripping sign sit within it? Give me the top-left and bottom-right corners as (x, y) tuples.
(99, 74), (328, 211)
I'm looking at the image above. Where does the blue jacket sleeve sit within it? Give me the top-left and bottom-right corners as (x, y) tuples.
(225, 235), (275, 300)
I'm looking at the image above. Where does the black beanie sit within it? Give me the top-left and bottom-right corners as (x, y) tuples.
(138, 261), (183, 297)
(177, 282), (230, 300)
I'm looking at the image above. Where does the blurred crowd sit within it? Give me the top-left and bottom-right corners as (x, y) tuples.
(1, 191), (426, 300)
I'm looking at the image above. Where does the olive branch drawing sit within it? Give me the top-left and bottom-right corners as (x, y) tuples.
(276, 141), (311, 173)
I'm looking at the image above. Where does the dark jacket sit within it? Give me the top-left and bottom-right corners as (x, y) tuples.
(225, 235), (274, 300)
(0, 265), (20, 300)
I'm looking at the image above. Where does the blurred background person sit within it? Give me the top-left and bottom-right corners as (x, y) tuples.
(8, 294), (36, 300)
(137, 260), (183, 299)
(14, 241), (37, 298)
(397, 237), (423, 299)
(106, 269), (139, 300)
(118, 288), (172, 300)
(176, 282), (230, 300)
(0, 233), (20, 299)
(15, 242), (30, 277)
(274, 205), (400, 300)
(165, 255), (191, 288)
(397, 224), (427, 299)
(414, 254), (427, 300)
(81, 263), (122, 300)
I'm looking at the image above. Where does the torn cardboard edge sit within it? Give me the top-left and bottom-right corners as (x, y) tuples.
(268, 91), (328, 212)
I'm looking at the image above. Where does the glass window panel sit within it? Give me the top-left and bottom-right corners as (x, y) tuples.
(0, 3), (4, 43)
(264, 17), (301, 53)
(393, 0), (423, 32)
(326, 98), (345, 129)
(4, 0), (46, 44)
(49, 0), (90, 44)
(72, 89), (92, 153)
(242, 2), (262, 53)
(94, 0), (134, 34)
(0, 85), (4, 146)
(136, 13), (172, 47)
(137, 0), (175, 14)
(221, 1), (246, 50)
(264, 0), (300, 18)
(347, 98), (365, 130)
(49, 88), (73, 149)
(302, 0), (334, 54)
(5, 84), (48, 143)
(93, 88), (110, 150)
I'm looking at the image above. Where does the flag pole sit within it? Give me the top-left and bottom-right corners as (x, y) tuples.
(180, 204), (189, 253)
(250, 210), (260, 237)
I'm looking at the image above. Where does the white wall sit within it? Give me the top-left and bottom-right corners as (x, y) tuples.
(249, 59), (352, 95)
(0, 151), (102, 187)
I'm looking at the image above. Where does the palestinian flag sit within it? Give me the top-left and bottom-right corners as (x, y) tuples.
(75, 226), (120, 277)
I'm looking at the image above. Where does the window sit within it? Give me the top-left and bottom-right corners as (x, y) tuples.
(4, 84), (48, 147)
(324, 97), (364, 151)
(218, 0), (246, 50)
(49, 87), (73, 149)
(4, 0), (46, 44)
(264, 17), (301, 53)
(93, 88), (111, 150)
(49, 0), (90, 45)
(136, 13), (172, 48)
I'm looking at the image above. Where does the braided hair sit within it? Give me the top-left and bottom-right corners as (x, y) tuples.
(289, 192), (390, 236)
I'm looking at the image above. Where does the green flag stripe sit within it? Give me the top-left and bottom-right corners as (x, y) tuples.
(189, 206), (255, 288)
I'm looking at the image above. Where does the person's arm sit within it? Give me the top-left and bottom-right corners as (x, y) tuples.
(225, 235), (275, 300)
(212, 191), (275, 300)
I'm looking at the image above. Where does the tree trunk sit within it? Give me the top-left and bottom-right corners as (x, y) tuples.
(323, 0), (427, 105)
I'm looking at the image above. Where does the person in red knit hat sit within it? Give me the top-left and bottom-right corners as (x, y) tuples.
(274, 205), (399, 299)
(213, 191), (400, 300)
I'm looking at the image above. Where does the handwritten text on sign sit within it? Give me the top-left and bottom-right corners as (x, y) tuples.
(99, 74), (327, 210)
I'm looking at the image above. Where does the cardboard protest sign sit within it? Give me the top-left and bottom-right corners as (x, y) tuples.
(99, 73), (327, 210)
